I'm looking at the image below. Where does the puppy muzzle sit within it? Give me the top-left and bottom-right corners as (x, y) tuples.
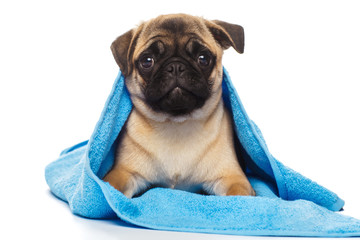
(144, 60), (211, 116)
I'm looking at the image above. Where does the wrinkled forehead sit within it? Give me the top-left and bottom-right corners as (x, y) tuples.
(145, 15), (207, 36)
(133, 16), (217, 58)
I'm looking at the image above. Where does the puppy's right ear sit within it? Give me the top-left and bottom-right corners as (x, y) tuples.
(111, 28), (139, 76)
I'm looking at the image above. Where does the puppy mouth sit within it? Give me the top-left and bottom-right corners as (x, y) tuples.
(148, 86), (207, 116)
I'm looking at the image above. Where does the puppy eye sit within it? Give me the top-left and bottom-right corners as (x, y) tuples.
(197, 53), (211, 67)
(139, 56), (154, 69)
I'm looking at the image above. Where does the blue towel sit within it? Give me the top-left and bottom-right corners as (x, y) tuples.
(45, 68), (360, 237)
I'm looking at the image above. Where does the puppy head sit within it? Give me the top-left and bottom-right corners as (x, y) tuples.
(111, 14), (244, 122)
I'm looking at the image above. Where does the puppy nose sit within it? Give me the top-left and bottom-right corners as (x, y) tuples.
(166, 62), (186, 76)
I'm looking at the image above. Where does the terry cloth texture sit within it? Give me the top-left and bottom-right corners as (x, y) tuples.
(45, 68), (360, 237)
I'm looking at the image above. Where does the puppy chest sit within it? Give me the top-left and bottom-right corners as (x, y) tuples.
(153, 139), (203, 175)
(124, 113), (221, 181)
(140, 131), (211, 180)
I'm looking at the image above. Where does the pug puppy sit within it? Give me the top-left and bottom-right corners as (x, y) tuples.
(103, 14), (255, 198)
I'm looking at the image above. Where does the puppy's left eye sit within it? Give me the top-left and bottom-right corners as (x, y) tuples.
(197, 53), (211, 67)
(139, 56), (154, 69)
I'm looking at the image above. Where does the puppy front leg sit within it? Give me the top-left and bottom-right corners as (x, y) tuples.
(103, 166), (147, 198)
(225, 177), (255, 196)
(207, 174), (255, 196)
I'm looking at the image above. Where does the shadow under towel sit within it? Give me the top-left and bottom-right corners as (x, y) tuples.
(45, 68), (360, 237)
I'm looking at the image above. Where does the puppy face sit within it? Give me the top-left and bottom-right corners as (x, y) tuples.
(136, 29), (215, 116)
(111, 14), (244, 121)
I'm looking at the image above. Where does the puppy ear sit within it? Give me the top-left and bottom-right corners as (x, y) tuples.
(206, 20), (245, 54)
(111, 29), (133, 75)
(111, 27), (142, 76)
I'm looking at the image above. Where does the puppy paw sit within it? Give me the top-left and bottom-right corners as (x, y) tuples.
(226, 183), (255, 196)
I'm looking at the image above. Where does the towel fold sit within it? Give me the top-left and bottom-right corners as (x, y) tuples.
(45, 68), (360, 237)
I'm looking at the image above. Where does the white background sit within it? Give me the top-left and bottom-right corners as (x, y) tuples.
(1, 0), (359, 239)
